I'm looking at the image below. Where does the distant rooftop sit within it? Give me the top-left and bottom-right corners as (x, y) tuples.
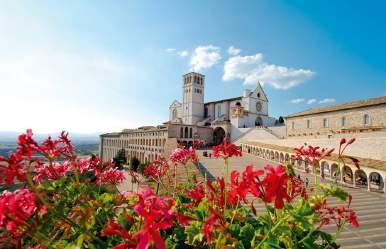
(286, 96), (386, 118)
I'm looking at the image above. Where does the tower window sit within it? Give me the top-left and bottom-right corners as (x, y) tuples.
(291, 121), (295, 129)
(257, 92), (261, 98)
(363, 114), (370, 125)
(307, 120), (311, 129)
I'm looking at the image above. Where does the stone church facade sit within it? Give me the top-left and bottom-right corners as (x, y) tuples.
(100, 72), (276, 162)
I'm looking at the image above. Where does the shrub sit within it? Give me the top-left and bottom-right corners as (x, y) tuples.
(130, 156), (140, 172)
(0, 131), (359, 249)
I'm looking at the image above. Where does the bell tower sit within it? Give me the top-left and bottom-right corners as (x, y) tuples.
(182, 72), (205, 124)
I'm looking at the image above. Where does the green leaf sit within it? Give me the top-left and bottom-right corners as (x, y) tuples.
(240, 223), (255, 249)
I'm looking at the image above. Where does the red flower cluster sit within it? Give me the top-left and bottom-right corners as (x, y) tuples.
(292, 145), (334, 166)
(217, 164), (304, 209)
(0, 153), (27, 186)
(170, 147), (198, 165)
(102, 219), (136, 249)
(143, 157), (170, 180)
(185, 183), (205, 206)
(212, 137), (242, 159)
(192, 139), (204, 149)
(103, 187), (189, 249)
(203, 207), (227, 242)
(260, 165), (291, 209)
(33, 162), (70, 183)
(96, 168), (126, 185)
(0, 189), (37, 238)
(17, 130), (74, 161)
(315, 199), (359, 229)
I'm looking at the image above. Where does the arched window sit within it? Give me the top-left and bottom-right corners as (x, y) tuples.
(184, 127), (189, 138)
(180, 127), (183, 138)
(172, 109), (178, 120)
(363, 114), (370, 125)
(189, 128), (193, 138)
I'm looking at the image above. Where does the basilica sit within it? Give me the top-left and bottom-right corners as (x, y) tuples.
(168, 72), (276, 144)
(99, 72), (277, 163)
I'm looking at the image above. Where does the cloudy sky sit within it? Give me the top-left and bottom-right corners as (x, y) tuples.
(0, 1), (385, 133)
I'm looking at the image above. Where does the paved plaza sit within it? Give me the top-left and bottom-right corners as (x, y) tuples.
(198, 152), (386, 249)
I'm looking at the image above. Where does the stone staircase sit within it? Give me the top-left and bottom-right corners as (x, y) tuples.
(232, 127), (280, 146)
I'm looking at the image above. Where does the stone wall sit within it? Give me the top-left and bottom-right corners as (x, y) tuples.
(287, 104), (386, 137)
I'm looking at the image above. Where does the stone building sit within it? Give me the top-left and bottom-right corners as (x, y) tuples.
(100, 71), (277, 163)
(99, 124), (213, 163)
(286, 96), (386, 137)
(169, 72), (276, 144)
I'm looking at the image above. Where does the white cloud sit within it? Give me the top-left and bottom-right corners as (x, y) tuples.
(227, 46), (241, 56)
(190, 45), (221, 72)
(290, 98), (305, 104)
(319, 98), (336, 104)
(222, 53), (315, 89)
(178, 50), (189, 57)
(307, 98), (317, 104)
(166, 48), (176, 53)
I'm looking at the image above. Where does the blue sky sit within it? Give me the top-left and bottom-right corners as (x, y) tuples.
(0, 1), (385, 133)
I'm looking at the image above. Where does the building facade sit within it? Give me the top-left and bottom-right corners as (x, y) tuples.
(286, 96), (386, 137)
(100, 71), (277, 162)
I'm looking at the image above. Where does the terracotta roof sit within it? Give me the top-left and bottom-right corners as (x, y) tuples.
(243, 141), (386, 171)
(286, 96), (386, 118)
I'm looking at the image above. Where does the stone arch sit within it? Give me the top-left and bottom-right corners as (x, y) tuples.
(369, 172), (384, 191)
(342, 166), (353, 184)
(275, 152), (279, 161)
(296, 160), (303, 169)
(314, 162), (321, 175)
(255, 116), (263, 127)
(331, 163), (339, 179)
(285, 154), (290, 164)
(355, 169), (367, 188)
(280, 153), (284, 163)
(213, 127), (226, 145)
(270, 151), (275, 160)
(321, 161), (330, 178)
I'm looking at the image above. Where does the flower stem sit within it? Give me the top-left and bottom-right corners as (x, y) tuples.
(224, 158), (229, 211)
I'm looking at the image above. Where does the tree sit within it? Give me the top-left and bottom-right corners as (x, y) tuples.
(113, 149), (127, 170)
(130, 156), (140, 172)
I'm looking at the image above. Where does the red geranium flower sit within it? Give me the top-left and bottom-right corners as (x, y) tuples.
(261, 165), (291, 209)
(95, 168), (126, 185)
(212, 137), (242, 159)
(0, 153), (27, 186)
(133, 187), (176, 249)
(0, 189), (37, 238)
(170, 147), (198, 165)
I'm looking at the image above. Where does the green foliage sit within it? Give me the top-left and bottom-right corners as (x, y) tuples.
(113, 149), (127, 169)
(130, 156), (140, 172)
